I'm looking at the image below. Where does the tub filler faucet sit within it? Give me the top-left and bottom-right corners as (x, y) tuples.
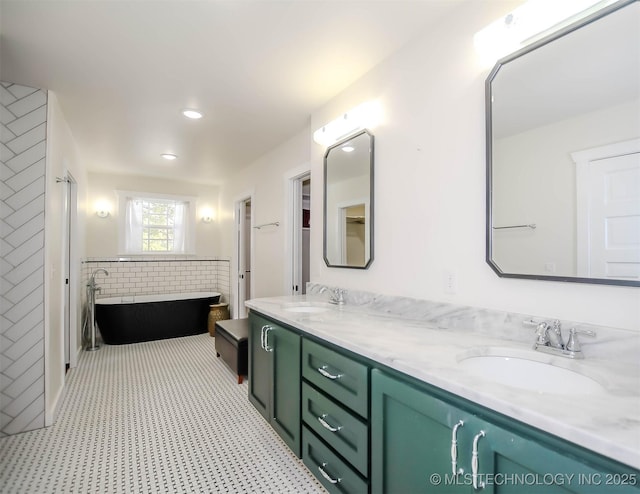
(89, 268), (109, 291)
(85, 268), (109, 351)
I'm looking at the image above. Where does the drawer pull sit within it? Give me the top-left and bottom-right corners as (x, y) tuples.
(317, 365), (343, 380)
(472, 430), (486, 490)
(318, 463), (341, 484)
(450, 420), (464, 477)
(318, 414), (342, 432)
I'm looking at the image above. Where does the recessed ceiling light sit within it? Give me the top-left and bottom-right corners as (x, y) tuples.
(182, 109), (203, 119)
(161, 153), (177, 160)
(342, 145), (355, 153)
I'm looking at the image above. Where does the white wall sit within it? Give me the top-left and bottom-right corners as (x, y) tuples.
(216, 2), (638, 331)
(218, 129), (310, 314)
(304, 1), (639, 331)
(85, 173), (220, 258)
(45, 91), (87, 424)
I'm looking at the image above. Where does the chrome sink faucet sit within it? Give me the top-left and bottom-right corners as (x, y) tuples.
(524, 319), (596, 359)
(319, 286), (347, 305)
(330, 288), (346, 305)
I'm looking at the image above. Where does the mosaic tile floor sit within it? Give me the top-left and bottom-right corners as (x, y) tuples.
(0, 334), (326, 493)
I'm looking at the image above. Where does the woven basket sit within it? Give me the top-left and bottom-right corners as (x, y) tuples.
(208, 303), (230, 336)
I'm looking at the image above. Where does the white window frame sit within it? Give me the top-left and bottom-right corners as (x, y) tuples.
(116, 190), (197, 255)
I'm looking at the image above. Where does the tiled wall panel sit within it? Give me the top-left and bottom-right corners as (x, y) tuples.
(82, 257), (231, 305)
(0, 82), (47, 438)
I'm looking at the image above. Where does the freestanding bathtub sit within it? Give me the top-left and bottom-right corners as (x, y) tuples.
(95, 292), (221, 344)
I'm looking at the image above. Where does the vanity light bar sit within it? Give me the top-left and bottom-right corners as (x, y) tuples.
(313, 101), (381, 147)
(474, 0), (618, 64)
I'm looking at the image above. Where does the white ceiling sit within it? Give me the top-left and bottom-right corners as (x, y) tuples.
(0, 0), (470, 185)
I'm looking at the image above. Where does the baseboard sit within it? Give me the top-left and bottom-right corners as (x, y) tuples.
(45, 380), (67, 427)
(44, 344), (82, 427)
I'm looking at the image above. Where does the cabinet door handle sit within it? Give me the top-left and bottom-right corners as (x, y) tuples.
(450, 420), (464, 476)
(263, 327), (273, 352)
(317, 414), (342, 432)
(317, 365), (343, 380)
(260, 325), (268, 350)
(318, 463), (341, 484)
(471, 430), (486, 490)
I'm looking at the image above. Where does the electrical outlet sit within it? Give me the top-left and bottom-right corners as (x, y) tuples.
(444, 270), (458, 294)
(544, 262), (556, 273)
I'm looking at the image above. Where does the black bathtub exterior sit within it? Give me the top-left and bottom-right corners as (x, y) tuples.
(96, 294), (220, 344)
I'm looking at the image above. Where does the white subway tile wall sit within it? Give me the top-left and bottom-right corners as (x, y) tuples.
(82, 257), (231, 304)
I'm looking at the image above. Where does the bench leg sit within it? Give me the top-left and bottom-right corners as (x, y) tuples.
(237, 375), (243, 384)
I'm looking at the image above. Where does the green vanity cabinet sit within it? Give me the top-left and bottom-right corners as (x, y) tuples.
(247, 309), (638, 494)
(302, 426), (369, 494)
(248, 312), (301, 456)
(301, 337), (370, 493)
(302, 338), (369, 418)
(371, 369), (639, 494)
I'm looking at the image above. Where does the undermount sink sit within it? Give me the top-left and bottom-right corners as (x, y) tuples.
(457, 352), (605, 395)
(283, 303), (331, 314)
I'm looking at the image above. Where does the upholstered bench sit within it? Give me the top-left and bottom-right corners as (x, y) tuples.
(215, 318), (248, 384)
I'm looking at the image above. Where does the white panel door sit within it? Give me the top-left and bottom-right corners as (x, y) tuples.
(587, 152), (640, 279)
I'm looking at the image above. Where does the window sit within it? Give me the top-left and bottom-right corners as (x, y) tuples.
(118, 192), (195, 255)
(141, 199), (179, 252)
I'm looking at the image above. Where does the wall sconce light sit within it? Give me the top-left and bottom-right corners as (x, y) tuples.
(182, 109), (203, 119)
(474, 0), (616, 65)
(313, 100), (382, 147)
(201, 207), (215, 223)
(95, 200), (112, 218)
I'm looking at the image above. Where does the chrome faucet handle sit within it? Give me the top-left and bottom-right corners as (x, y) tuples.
(547, 319), (564, 349)
(525, 320), (550, 345)
(330, 288), (346, 305)
(565, 327), (596, 354)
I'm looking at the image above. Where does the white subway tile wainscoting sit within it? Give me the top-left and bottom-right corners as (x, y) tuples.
(82, 257), (231, 304)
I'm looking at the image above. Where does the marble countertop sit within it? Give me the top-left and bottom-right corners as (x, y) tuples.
(246, 294), (640, 470)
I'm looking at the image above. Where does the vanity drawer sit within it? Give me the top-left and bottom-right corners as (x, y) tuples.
(302, 426), (368, 494)
(302, 382), (368, 476)
(302, 338), (369, 418)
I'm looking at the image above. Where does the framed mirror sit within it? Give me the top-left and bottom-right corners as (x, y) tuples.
(486, 0), (640, 286)
(324, 129), (374, 269)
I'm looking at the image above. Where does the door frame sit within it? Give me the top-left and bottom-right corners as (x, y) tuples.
(56, 174), (81, 369)
(337, 198), (369, 265)
(284, 165), (311, 295)
(234, 193), (254, 319)
(60, 172), (79, 369)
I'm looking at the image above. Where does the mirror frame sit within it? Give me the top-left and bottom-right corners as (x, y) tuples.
(323, 129), (375, 269)
(485, 0), (640, 287)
